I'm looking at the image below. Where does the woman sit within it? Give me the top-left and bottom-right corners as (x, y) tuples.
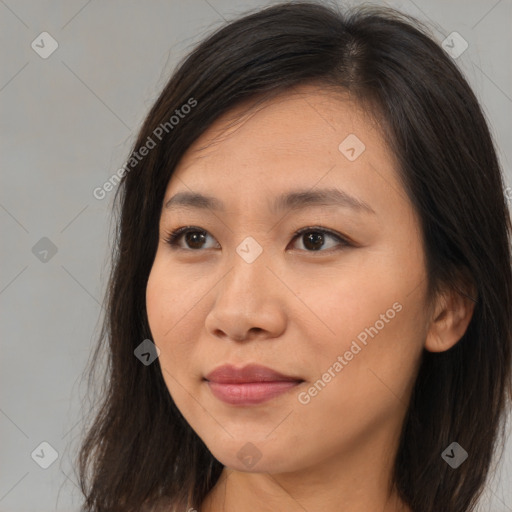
(77, 2), (512, 511)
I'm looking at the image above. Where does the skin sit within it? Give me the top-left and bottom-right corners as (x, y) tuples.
(145, 84), (475, 512)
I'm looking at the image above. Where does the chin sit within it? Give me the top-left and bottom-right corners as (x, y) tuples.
(204, 436), (302, 474)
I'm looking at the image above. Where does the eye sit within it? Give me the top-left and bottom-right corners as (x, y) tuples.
(163, 225), (352, 252)
(164, 226), (219, 250)
(289, 226), (351, 252)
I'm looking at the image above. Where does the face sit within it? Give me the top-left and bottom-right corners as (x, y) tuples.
(146, 84), (430, 475)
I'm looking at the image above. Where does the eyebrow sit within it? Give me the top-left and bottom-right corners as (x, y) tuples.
(164, 188), (375, 215)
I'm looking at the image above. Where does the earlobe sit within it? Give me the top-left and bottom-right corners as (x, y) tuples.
(424, 282), (477, 353)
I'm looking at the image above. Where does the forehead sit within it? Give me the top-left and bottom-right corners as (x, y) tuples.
(174, 85), (385, 175)
(163, 84), (404, 221)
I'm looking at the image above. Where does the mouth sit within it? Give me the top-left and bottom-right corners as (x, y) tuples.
(204, 363), (305, 405)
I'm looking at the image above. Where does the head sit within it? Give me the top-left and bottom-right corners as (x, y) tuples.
(78, 2), (512, 512)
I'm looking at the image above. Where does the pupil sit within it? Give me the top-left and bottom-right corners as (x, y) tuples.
(186, 231), (206, 249)
(305, 232), (324, 250)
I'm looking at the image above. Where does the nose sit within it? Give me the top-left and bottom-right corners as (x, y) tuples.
(204, 250), (287, 342)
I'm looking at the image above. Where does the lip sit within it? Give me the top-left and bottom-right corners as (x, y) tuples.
(205, 363), (302, 383)
(204, 364), (304, 405)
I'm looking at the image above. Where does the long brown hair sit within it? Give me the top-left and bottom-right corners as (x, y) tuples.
(76, 2), (512, 511)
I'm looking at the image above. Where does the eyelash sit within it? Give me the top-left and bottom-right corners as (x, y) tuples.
(163, 225), (353, 253)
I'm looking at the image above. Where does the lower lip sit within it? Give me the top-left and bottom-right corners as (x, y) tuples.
(206, 380), (302, 405)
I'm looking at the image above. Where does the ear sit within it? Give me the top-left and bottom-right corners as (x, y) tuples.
(425, 277), (477, 353)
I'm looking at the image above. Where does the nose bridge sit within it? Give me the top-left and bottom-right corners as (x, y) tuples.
(222, 239), (272, 303)
(205, 239), (286, 340)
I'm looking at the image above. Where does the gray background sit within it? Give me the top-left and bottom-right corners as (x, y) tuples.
(1, 0), (511, 510)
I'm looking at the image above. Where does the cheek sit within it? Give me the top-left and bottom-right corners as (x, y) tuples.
(291, 300), (423, 453)
(295, 248), (427, 410)
(296, 259), (418, 354)
(146, 257), (193, 340)
(146, 265), (186, 405)
(145, 275), (158, 333)
(146, 265), (170, 342)
(146, 260), (186, 373)
(145, 257), (207, 380)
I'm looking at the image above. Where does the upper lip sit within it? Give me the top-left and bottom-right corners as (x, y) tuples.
(205, 364), (303, 384)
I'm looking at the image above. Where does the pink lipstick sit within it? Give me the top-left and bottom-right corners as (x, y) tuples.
(204, 363), (304, 405)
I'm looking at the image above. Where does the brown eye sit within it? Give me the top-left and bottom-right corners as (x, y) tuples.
(302, 232), (326, 251)
(183, 230), (207, 249)
(290, 227), (350, 252)
(164, 225), (351, 252)
(164, 227), (219, 250)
